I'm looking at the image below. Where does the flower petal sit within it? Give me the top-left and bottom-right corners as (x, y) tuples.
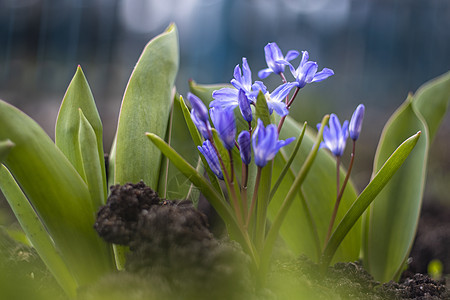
(312, 68), (334, 82)
(284, 50), (300, 62)
(258, 68), (273, 79)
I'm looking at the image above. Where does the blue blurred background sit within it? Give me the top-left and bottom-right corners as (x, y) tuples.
(0, 0), (449, 195)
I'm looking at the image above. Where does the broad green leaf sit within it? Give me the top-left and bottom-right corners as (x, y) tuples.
(0, 139), (14, 161)
(322, 132), (421, 269)
(190, 82), (361, 263)
(364, 71), (450, 282)
(115, 24), (179, 188)
(412, 71), (450, 143)
(55, 66), (106, 198)
(0, 100), (114, 287)
(79, 109), (105, 207)
(0, 165), (77, 298)
(364, 98), (427, 282)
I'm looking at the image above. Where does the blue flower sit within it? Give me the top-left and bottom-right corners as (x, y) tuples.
(211, 57), (257, 110)
(238, 131), (251, 165)
(252, 119), (295, 167)
(251, 81), (295, 117)
(231, 57), (253, 94)
(258, 42), (299, 79)
(238, 89), (253, 122)
(280, 51), (334, 89)
(190, 109), (211, 139)
(349, 104), (365, 141)
(198, 140), (223, 180)
(317, 114), (349, 157)
(187, 92), (209, 123)
(210, 107), (236, 151)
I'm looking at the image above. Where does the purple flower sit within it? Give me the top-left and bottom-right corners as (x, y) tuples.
(280, 51), (334, 89)
(317, 114), (349, 157)
(211, 57), (257, 110)
(349, 104), (365, 141)
(231, 57), (253, 94)
(238, 131), (251, 165)
(187, 92), (209, 123)
(190, 109), (211, 139)
(198, 140), (223, 180)
(251, 81), (295, 117)
(252, 119), (295, 167)
(258, 42), (299, 79)
(210, 107), (236, 151)
(238, 89), (253, 122)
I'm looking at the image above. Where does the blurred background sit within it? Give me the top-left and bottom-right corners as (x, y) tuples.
(0, 0), (449, 197)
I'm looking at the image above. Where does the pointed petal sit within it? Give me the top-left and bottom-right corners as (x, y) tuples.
(284, 50), (300, 62)
(268, 101), (289, 117)
(300, 51), (309, 67)
(303, 61), (318, 83)
(258, 68), (273, 79)
(242, 57), (252, 89)
(312, 68), (334, 82)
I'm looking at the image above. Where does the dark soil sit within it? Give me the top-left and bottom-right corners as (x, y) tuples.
(89, 181), (449, 300)
(89, 182), (253, 300)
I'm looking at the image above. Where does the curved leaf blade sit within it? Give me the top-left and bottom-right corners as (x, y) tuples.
(115, 24), (179, 188)
(79, 109), (105, 207)
(55, 66), (106, 196)
(0, 165), (77, 298)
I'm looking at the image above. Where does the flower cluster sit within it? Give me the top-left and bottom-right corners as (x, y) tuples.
(185, 42), (366, 280)
(193, 42), (336, 180)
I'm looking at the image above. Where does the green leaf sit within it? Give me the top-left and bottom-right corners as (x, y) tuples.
(79, 109), (106, 207)
(0, 100), (114, 287)
(255, 91), (271, 126)
(114, 24), (179, 188)
(55, 66), (106, 197)
(364, 71), (450, 282)
(0, 165), (77, 298)
(412, 71), (450, 143)
(0, 139), (14, 161)
(322, 131), (421, 270)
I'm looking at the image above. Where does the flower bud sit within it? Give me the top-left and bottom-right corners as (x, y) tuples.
(238, 131), (251, 165)
(349, 104), (365, 141)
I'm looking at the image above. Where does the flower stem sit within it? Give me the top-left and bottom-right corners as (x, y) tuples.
(246, 166), (262, 229)
(277, 87), (300, 133)
(241, 162), (249, 218)
(324, 140), (356, 246)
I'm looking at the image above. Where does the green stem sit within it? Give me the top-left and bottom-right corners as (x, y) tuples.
(246, 166), (262, 229)
(324, 141), (356, 246)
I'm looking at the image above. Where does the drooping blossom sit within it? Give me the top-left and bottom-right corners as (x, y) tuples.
(251, 81), (295, 117)
(238, 131), (251, 165)
(210, 107), (236, 151)
(258, 42), (299, 79)
(238, 89), (252, 122)
(252, 119), (295, 167)
(198, 140), (223, 180)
